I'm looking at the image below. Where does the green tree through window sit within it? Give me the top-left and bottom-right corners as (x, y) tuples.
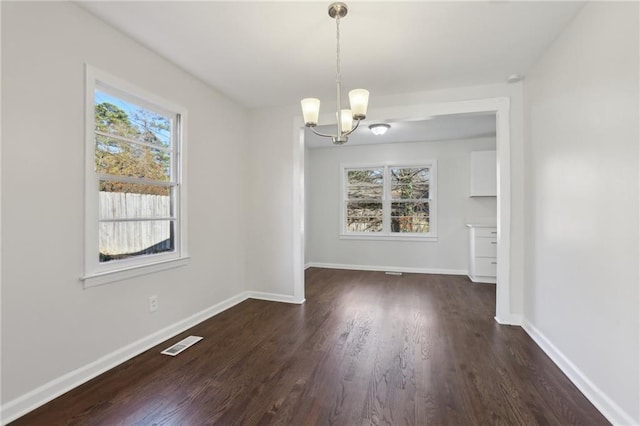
(95, 101), (170, 196)
(94, 90), (177, 263)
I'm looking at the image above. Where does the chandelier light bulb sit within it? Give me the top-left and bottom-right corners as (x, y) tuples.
(349, 89), (369, 119)
(301, 98), (320, 126)
(340, 109), (353, 132)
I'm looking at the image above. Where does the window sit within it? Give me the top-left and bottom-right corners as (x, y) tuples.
(83, 66), (188, 287)
(342, 163), (437, 240)
(345, 168), (384, 232)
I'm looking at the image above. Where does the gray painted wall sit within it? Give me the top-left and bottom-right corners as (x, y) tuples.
(2, 1), (248, 405)
(523, 2), (639, 423)
(306, 138), (497, 272)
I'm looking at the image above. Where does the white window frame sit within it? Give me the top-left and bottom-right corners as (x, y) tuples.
(340, 161), (438, 242)
(82, 65), (189, 287)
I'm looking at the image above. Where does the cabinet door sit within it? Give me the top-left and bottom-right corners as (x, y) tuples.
(474, 257), (497, 276)
(470, 151), (496, 196)
(475, 237), (497, 257)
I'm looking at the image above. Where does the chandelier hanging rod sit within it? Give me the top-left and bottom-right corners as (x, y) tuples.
(300, 2), (369, 145)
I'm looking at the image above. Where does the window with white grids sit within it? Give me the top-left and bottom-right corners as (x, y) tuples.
(83, 66), (188, 286)
(342, 163), (437, 240)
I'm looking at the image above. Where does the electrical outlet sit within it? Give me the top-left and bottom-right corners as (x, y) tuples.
(149, 295), (158, 313)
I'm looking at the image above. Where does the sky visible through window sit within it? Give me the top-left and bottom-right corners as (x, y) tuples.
(95, 90), (171, 146)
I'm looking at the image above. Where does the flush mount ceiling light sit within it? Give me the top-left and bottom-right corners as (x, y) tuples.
(506, 73), (524, 83)
(300, 2), (369, 145)
(368, 123), (390, 136)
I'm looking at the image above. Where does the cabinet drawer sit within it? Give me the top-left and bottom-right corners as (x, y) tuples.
(474, 227), (497, 238)
(475, 237), (497, 257)
(474, 257), (497, 277)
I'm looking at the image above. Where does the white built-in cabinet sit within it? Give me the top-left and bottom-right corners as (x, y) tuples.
(470, 150), (496, 197)
(466, 224), (497, 283)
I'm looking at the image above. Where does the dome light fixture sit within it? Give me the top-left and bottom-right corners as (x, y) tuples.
(368, 123), (390, 136)
(506, 74), (524, 84)
(300, 3), (369, 145)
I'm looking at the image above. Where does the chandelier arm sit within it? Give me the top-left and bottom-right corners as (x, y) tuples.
(308, 126), (337, 139)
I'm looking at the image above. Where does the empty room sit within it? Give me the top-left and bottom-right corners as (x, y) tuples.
(1, 1), (638, 425)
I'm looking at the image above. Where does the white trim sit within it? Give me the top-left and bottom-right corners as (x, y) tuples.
(84, 64), (189, 286)
(521, 319), (638, 426)
(306, 262), (467, 276)
(0, 289), (306, 424)
(340, 162), (438, 239)
(247, 291), (305, 304)
(493, 99), (512, 329)
(0, 291), (249, 425)
(468, 276), (497, 284)
(92, 67), (185, 115)
(494, 313), (522, 326)
(81, 256), (190, 287)
(94, 130), (173, 153)
(339, 234), (438, 242)
(295, 97), (513, 325)
(292, 119), (306, 303)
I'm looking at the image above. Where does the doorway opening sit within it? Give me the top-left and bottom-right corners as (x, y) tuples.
(293, 98), (515, 324)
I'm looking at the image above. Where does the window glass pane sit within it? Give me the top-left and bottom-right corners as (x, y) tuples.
(347, 169), (383, 185)
(99, 220), (174, 262)
(390, 167), (430, 199)
(347, 184), (383, 199)
(99, 182), (172, 220)
(346, 202), (382, 232)
(347, 168), (383, 200)
(95, 135), (171, 180)
(391, 183), (429, 200)
(95, 89), (171, 148)
(390, 167), (430, 183)
(391, 201), (429, 233)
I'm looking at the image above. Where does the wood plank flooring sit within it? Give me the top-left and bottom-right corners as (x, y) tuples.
(10, 268), (609, 425)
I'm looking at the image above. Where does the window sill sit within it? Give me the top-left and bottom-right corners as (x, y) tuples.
(81, 256), (190, 288)
(340, 234), (438, 242)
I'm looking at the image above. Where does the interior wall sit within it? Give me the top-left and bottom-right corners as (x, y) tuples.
(306, 138), (497, 272)
(523, 2), (639, 423)
(1, 1), (248, 405)
(245, 106), (298, 296)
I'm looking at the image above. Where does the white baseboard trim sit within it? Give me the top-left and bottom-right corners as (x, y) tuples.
(0, 291), (250, 425)
(469, 275), (497, 284)
(0, 288), (307, 424)
(521, 319), (638, 426)
(306, 262), (467, 276)
(247, 291), (305, 304)
(494, 313), (522, 326)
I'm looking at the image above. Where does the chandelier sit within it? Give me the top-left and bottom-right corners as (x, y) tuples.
(300, 2), (369, 145)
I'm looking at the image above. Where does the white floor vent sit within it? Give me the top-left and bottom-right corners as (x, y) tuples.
(385, 271), (403, 276)
(161, 335), (203, 356)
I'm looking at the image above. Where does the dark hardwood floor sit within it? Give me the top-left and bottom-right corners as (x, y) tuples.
(11, 268), (609, 425)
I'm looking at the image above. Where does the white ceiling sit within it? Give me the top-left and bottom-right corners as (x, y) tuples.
(78, 1), (585, 110)
(305, 113), (497, 148)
